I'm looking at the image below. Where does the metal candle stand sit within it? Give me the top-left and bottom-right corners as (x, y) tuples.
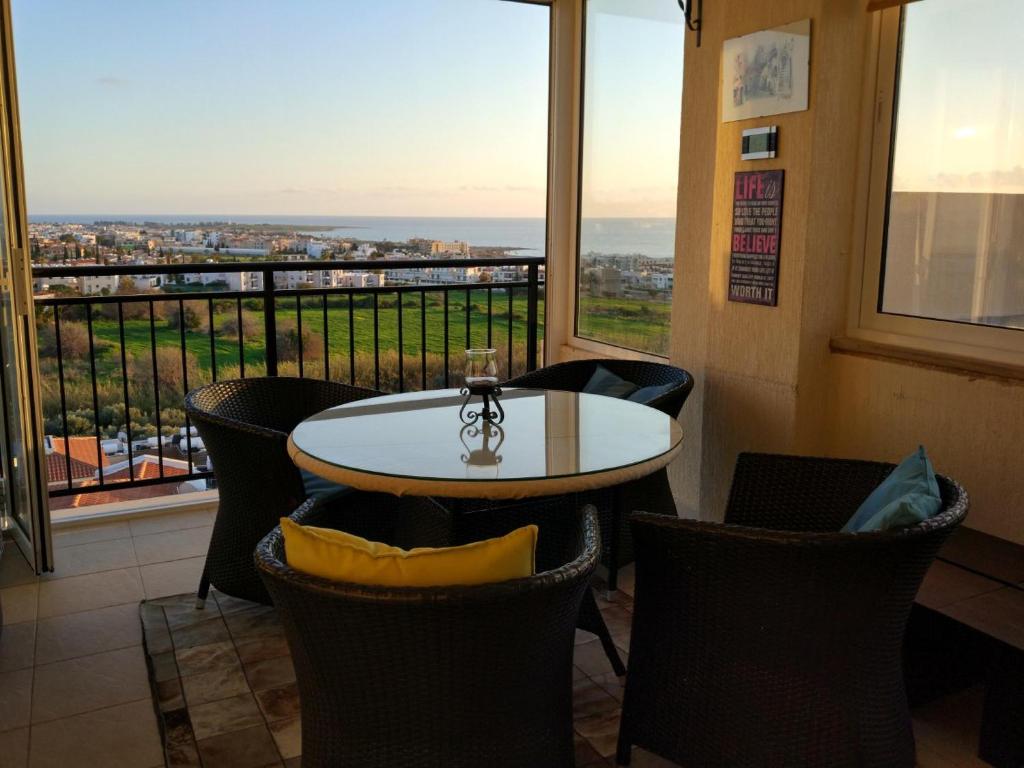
(458, 383), (505, 425)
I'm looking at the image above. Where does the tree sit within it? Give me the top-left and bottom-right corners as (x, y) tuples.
(59, 322), (90, 358)
(220, 311), (259, 340)
(166, 304), (205, 332)
(275, 319), (322, 363)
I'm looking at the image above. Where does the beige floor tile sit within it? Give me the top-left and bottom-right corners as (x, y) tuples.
(0, 620), (36, 672)
(0, 725), (29, 768)
(35, 602), (142, 665)
(28, 699), (162, 768)
(574, 636), (625, 678)
(42, 537), (137, 580)
(52, 521), (132, 548)
(31, 646), (150, 723)
(139, 556), (204, 600)
(574, 708), (622, 758)
(0, 668), (32, 732)
(128, 509), (215, 538)
(37, 567), (143, 619)
(1, 584), (38, 625)
(132, 525), (212, 566)
(268, 715), (301, 760)
(0, 549), (37, 589)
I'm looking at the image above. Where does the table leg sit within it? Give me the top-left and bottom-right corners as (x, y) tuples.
(579, 586), (627, 677)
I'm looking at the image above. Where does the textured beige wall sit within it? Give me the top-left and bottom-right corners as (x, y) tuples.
(669, 0), (1024, 544)
(826, 355), (1024, 543)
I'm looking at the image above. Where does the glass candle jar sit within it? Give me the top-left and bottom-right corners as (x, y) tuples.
(464, 348), (499, 388)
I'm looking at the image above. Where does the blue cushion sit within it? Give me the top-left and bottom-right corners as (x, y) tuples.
(842, 446), (943, 533)
(301, 469), (351, 502)
(627, 383), (675, 404)
(582, 364), (639, 399)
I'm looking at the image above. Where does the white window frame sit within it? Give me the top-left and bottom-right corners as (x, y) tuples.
(544, 0), (678, 364)
(850, 7), (1024, 367)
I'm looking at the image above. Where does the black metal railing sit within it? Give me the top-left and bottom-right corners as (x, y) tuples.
(32, 257), (544, 500)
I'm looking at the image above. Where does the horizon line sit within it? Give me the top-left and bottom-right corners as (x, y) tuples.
(28, 213), (676, 221)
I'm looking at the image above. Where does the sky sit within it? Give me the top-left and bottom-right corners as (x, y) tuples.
(892, 0), (1024, 193)
(11, 0), (553, 217)
(580, 0), (684, 219)
(12, 0), (686, 219)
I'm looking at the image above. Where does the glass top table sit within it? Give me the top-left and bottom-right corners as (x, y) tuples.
(288, 388), (683, 499)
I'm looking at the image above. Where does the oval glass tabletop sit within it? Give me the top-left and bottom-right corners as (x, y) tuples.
(288, 388), (683, 499)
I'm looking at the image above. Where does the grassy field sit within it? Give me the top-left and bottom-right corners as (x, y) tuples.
(36, 288), (670, 438)
(85, 289), (543, 377)
(576, 294), (671, 356)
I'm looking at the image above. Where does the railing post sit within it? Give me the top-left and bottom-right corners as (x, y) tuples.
(526, 262), (539, 371)
(262, 269), (278, 376)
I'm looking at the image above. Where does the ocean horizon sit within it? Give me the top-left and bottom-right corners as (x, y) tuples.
(28, 214), (676, 259)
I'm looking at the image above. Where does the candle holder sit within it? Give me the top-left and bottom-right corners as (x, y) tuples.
(460, 348), (504, 424)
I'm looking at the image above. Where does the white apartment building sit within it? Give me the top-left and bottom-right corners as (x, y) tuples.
(173, 229), (200, 244)
(184, 272), (264, 291)
(77, 274), (120, 295)
(306, 241), (329, 259)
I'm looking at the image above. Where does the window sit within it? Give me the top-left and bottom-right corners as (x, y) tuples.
(574, 0), (684, 357)
(860, 0), (1024, 360)
(12, 0), (551, 513)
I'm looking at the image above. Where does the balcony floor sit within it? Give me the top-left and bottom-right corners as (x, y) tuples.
(0, 508), (989, 767)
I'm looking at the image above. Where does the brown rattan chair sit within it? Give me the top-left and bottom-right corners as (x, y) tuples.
(504, 358), (694, 590)
(616, 453), (970, 768)
(255, 497), (600, 768)
(186, 376), (381, 606)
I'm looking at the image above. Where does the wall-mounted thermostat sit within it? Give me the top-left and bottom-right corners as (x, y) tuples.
(741, 126), (778, 160)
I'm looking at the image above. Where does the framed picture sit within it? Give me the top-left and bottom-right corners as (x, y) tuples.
(722, 19), (810, 123)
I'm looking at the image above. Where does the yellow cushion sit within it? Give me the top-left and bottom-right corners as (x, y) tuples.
(279, 517), (537, 587)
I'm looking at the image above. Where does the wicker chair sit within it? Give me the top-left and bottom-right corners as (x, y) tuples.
(256, 497), (600, 768)
(504, 358), (693, 418)
(616, 453), (970, 768)
(504, 358), (694, 589)
(186, 376), (381, 605)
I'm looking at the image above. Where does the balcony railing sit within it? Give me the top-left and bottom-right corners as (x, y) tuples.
(31, 257), (544, 506)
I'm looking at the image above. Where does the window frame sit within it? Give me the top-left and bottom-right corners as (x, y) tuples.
(851, 6), (1024, 367)
(546, 0), (680, 363)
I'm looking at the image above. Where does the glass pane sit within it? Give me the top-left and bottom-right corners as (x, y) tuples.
(12, 0), (549, 516)
(0, 186), (35, 545)
(576, 0), (683, 356)
(881, 0), (1024, 330)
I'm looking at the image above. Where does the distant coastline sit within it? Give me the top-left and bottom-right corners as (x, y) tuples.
(28, 215), (676, 258)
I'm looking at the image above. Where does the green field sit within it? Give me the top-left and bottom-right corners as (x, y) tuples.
(97, 290), (538, 374)
(36, 288), (670, 439)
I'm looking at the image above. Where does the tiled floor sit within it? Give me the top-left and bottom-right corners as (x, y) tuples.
(1, 509), (214, 768)
(0, 508), (991, 767)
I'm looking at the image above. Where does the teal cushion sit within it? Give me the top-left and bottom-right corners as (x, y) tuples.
(627, 383), (674, 404)
(301, 469), (351, 502)
(582, 365), (639, 399)
(842, 446), (943, 533)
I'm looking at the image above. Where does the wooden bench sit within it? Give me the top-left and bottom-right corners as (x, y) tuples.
(906, 527), (1024, 768)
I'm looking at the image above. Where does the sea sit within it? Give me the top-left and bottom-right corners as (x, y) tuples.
(27, 215), (676, 259)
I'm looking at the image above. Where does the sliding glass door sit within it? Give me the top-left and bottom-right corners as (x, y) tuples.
(0, 0), (51, 572)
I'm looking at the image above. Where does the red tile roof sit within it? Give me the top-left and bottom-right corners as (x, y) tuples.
(48, 454), (193, 510)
